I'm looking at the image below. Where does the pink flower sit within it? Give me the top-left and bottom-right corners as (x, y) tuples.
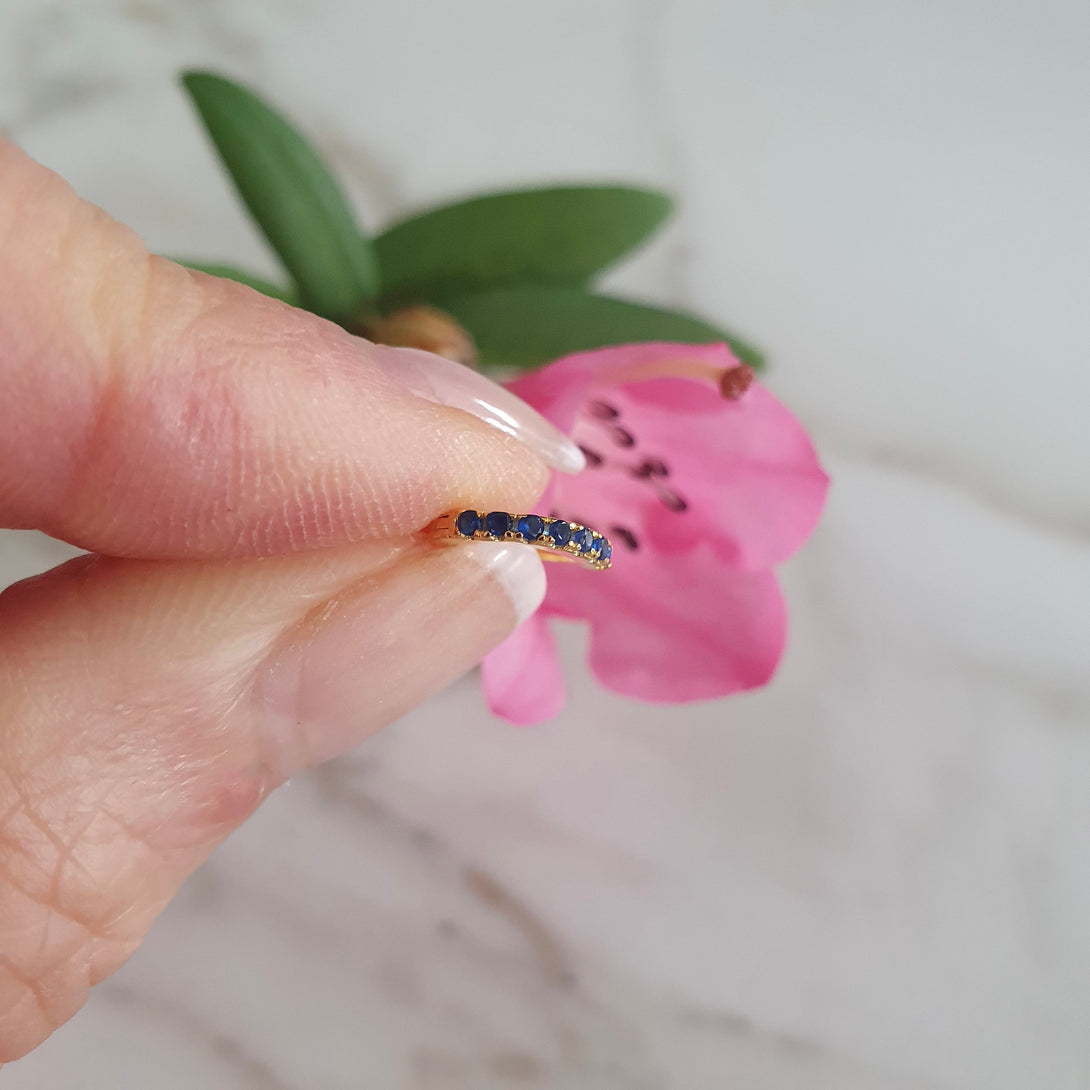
(481, 342), (829, 725)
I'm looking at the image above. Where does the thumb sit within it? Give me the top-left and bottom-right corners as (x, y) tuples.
(0, 535), (544, 1061)
(0, 140), (569, 1060)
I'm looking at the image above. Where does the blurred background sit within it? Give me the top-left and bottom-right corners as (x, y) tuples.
(2, 1), (1088, 1087)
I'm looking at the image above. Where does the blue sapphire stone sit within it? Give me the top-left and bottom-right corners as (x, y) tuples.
(484, 510), (512, 537)
(547, 520), (572, 547)
(455, 510), (481, 537)
(517, 514), (545, 540)
(572, 527), (593, 552)
(598, 539), (612, 562)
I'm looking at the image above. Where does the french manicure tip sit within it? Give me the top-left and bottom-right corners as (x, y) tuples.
(464, 541), (546, 625)
(554, 441), (586, 475)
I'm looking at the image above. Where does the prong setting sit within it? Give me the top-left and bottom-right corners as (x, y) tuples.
(430, 511), (613, 570)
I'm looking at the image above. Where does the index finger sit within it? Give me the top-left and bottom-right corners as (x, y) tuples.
(0, 141), (582, 558)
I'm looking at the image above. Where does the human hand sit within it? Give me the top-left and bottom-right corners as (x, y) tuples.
(0, 140), (582, 1061)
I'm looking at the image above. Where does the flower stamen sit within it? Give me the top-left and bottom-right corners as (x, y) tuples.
(611, 357), (756, 400)
(719, 365), (755, 400)
(631, 458), (669, 479)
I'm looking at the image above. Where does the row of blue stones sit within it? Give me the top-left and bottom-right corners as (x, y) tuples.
(455, 509), (612, 564)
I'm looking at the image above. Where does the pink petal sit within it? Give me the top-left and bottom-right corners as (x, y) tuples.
(481, 614), (567, 725)
(511, 342), (828, 571)
(498, 342), (824, 713)
(542, 542), (786, 703)
(506, 341), (738, 434)
(583, 378), (827, 569)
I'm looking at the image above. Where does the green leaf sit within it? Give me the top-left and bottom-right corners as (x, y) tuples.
(438, 286), (765, 371)
(375, 186), (672, 304)
(180, 71), (379, 321)
(170, 259), (300, 304)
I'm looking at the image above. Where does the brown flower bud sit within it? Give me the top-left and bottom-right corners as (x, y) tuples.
(719, 364), (755, 400)
(356, 305), (478, 367)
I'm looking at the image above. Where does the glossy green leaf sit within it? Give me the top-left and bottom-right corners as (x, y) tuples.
(438, 286), (764, 371)
(375, 186), (672, 304)
(170, 259), (299, 304)
(180, 71), (379, 320)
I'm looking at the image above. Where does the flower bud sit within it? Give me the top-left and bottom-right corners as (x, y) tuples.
(355, 305), (478, 367)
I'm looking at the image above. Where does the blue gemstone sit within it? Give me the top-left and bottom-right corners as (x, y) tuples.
(455, 510), (481, 536)
(572, 527), (593, 552)
(598, 540), (612, 562)
(484, 511), (512, 537)
(517, 514), (545, 540)
(547, 520), (572, 546)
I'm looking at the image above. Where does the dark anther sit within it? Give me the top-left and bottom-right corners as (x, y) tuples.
(659, 490), (688, 512)
(611, 525), (639, 550)
(631, 457), (669, 479)
(588, 400), (620, 419)
(578, 445), (604, 468)
(610, 426), (636, 448)
(719, 364), (755, 401)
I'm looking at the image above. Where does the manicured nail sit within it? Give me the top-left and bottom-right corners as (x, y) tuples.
(461, 540), (546, 625)
(256, 542), (546, 778)
(367, 345), (585, 474)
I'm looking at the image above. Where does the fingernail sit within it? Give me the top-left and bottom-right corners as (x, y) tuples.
(462, 540), (546, 625)
(256, 542), (546, 778)
(367, 344), (585, 474)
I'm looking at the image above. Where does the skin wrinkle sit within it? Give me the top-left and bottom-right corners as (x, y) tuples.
(46, 191), (145, 521)
(43, 812), (109, 917)
(0, 915), (103, 1062)
(55, 358), (127, 538)
(1, 873), (97, 948)
(0, 953), (49, 1025)
(5, 692), (261, 994)
(371, 467), (398, 543)
(0, 742), (80, 825)
(96, 805), (212, 876)
(46, 259), (174, 548)
(2, 263), (92, 526)
(316, 467), (337, 544)
(0, 771), (214, 1022)
(3, 786), (117, 917)
(172, 311), (247, 554)
(13, 794), (100, 903)
(210, 348), (264, 501)
(30, 897), (57, 964)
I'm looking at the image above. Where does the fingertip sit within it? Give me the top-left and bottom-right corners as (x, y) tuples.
(460, 539), (546, 625)
(256, 541), (546, 778)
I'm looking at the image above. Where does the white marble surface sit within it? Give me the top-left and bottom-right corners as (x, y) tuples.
(2, 1), (1089, 1087)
